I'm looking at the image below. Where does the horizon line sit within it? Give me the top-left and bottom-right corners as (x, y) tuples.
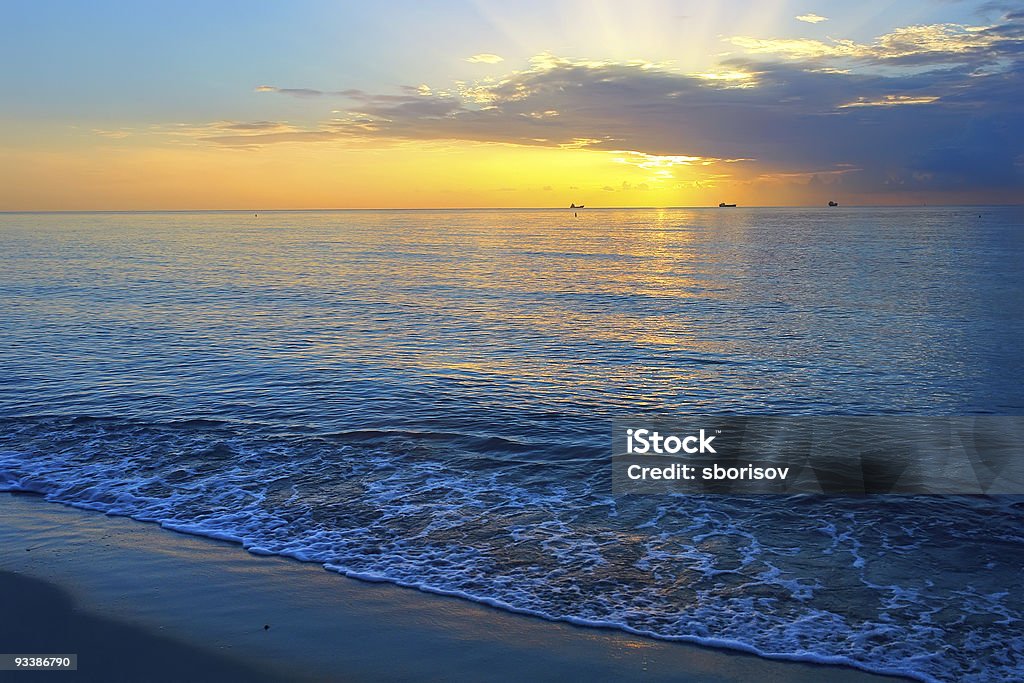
(2, 203), (1022, 214)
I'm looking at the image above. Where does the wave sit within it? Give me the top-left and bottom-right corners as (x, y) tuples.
(1, 417), (1022, 683)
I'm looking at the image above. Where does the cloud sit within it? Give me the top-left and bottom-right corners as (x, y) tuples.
(231, 13), (1023, 196)
(200, 130), (340, 146)
(796, 13), (828, 24)
(620, 181), (650, 190)
(92, 129), (133, 139)
(838, 95), (940, 107)
(466, 53), (504, 64)
(219, 121), (291, 131)
(254, 85), (365, 98)
(730, 20), (1022, 65)
(253, 85), (329, 97)
(155, 120), (342, 147)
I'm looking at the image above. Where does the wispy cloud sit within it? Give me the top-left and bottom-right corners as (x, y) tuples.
(219, 121), (292, 131)
(796, 13), (828, 24)
(92, 128), (133, 139)
(149, 120), (341, 148)
(466, 53), (504, 64)
(731, 20), (1021, 64)
(254, 85), (363, 98)
(838, 95), (940, 107)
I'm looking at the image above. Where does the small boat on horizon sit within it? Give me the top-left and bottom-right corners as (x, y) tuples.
(828, 201), (839, 207)
(570, 203), (585, 209)
(718, 202), (737, 208)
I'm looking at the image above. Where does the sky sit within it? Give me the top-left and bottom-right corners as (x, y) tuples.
(1, 0), (1022, 209)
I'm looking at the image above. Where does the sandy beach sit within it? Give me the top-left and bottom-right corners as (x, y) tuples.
(0, 493), (913, 682)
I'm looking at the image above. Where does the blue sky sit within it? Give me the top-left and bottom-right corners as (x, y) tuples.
(2, 1), (1005, 119)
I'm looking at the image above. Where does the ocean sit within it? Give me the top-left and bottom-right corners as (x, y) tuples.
(1, 207), (1022, 682)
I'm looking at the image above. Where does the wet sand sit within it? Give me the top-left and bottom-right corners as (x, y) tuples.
(0, 493), (912, 682)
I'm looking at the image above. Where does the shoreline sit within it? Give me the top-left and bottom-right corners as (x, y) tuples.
(0, 493), (912, 682)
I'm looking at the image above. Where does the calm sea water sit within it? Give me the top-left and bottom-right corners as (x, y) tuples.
(1, 208), (1022, 682)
